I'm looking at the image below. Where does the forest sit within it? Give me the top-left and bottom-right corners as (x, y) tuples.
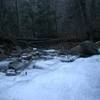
(0, 0), (100, 41)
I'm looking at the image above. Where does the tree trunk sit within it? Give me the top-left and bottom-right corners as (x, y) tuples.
(15, 0), (20, 38)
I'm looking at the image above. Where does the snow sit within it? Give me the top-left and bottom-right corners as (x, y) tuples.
(43, 49), (57, 53)
(34, 59), (61, 70)
(0, 55), (100, 100)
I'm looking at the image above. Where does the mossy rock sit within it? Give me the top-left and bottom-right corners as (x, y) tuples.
(71, 41), (99, 57)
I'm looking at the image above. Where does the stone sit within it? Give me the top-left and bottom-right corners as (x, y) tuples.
(95, 41), (100, 53)
(8, 60), (28, 71)
(96, 41), (100, 48)
(20, 53), (32, 60)
(71, 41), (99, 57)
(6, 69), (17, 76)
(0, 61), (10, 72)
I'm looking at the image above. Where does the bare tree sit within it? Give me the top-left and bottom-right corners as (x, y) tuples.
(15, 0), (20, 37)
(0, 0), (4, 36)
(77, 0), (96, 40)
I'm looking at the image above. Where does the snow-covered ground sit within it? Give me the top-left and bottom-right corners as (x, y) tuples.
(0, 55), (100, 100)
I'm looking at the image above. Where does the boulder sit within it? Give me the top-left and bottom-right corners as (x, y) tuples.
(20, 53), (32, 60)
(10, 46), (22, 57)
(96, 41), (100, 48)
(6, 69), (17, 76)
(71, 41), (99, 57)
(96, 41), (100, 53)
(0, 61), (11, 72)
(70, 45), (82, 56)
(8, 60), (28, 71)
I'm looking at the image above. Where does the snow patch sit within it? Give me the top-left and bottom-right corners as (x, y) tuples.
(0, 55), (100, 100)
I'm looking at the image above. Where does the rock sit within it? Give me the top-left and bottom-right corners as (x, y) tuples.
(20, 50), (40, 61)
(95, 41), (100, 53)
(96, 41), (100, 48)
(70, 45), (83, 56)
(8, 60), (28, 71)
(33, 48), (37, 51)
(10, 50), (21, 57)
(32, 51), (40, 57)
(58, 50), (69, 55)
(20, 53), (32, 60)
(10, 46), (22, 57)
(0, 60), (11, 72)
(22, 47), (33, 53)
(58, 55), (79, 62)
(6, 69), (17, 76)
(19, 47), (41, 60)
(42, 49), (58, 57)
(71, 41), (99, 57)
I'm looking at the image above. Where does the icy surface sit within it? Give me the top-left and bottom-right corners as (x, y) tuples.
(0, 55), (100, 100)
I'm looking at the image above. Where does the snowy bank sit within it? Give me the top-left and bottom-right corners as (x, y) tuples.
(0, 55), (100, 100)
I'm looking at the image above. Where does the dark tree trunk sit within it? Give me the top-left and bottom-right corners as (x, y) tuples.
(15, 0), (20, 37)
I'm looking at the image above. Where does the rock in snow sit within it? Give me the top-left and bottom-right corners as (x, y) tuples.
(0, 60), (11, 72)
(0, 55), (100, 100)
(71, 41), (99, 57)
